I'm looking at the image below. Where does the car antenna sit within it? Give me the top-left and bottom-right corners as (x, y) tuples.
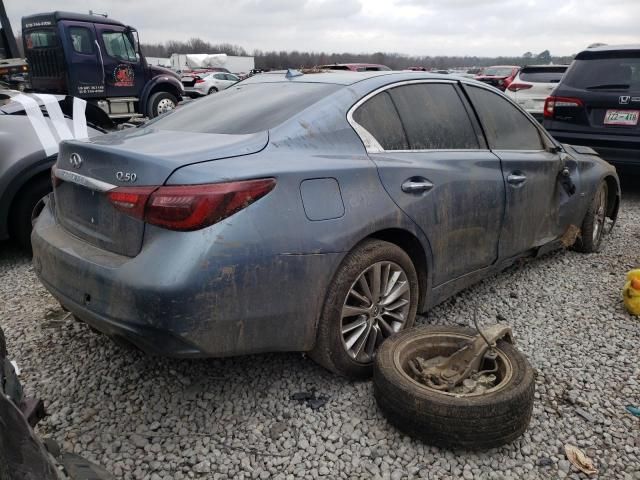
(285, 69), (304, 79)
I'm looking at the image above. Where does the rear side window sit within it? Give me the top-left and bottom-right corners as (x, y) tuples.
(352, 91), (408, 150)
(466, 86), (544, 150)
(69, 27), (93, 54)
(389, 83), (479, 150)
(151, 82), (340, 134)
(562, 56), (640, 91)
(519, 67), (567, 83)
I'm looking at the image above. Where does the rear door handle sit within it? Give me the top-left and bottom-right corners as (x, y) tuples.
(401, 178), (434, 194)
(507, 173), (527, 186)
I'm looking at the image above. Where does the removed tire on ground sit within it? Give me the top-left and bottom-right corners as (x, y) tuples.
(373, 325), (535, 449)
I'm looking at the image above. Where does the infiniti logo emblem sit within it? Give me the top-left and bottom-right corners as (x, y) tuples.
(69, 153), (83, 169)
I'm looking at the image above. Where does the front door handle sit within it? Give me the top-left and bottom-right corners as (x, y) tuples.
(507, 173), (527, 186)
(401, 178), (434, 194)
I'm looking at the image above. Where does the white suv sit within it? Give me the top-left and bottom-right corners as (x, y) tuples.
(504, 65), (568, 121)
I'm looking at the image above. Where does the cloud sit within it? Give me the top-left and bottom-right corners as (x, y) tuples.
(6, 0), (640, 56)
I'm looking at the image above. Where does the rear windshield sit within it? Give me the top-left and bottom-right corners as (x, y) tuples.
(519, 67), (567, 83)
(563, 57), (640, 91)
(482, 67), (514, 76)
(150, 82), (340, 134)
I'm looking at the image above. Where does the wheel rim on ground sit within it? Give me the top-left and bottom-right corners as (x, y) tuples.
(593, 186), (607, 245)
(393, 332), (514, 397)
(156, 98), (175, 115)
(340, 261), (411, 363)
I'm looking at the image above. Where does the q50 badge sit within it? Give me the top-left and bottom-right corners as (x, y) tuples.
(116, 171), (137, 183)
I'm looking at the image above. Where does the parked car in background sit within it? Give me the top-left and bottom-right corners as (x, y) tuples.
(319, 63), (391, 72)
(32, 71), (619, 379)
(505, 65), (568, 121)
(475, 65), (520, 91)
(544, 44), (640, 172)
(0, 91), (106, 249)
(181, 71), (240, 97)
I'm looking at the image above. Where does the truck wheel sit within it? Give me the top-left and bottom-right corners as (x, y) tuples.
(574, 181), (608, 253)
(147, 92), (177, 118)
(309, 239), (419, 379)
(9, 175), (52, 251)
(373, 326), (535, 449)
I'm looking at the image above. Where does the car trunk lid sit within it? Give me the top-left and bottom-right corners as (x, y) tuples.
(53, 128), (268, 257)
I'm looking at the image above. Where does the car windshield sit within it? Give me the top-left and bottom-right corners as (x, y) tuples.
(483, 67), (514, 76)
(563, 56), (640, 91)
(150, 82), (340, 134)
(519, 67), (567, 83)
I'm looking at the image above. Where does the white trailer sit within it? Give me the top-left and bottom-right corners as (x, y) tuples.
(170, 53), (255, 75)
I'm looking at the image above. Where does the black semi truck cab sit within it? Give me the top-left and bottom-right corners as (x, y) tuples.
(22, 11), (183, 119)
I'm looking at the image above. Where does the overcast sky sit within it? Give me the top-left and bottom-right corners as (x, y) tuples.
(7, 0), (640, 57)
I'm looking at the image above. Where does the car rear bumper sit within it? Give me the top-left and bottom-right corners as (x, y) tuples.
(31, 200), (341, 358)
(183, 86), (206, 96)
(546, 129), (640, 168)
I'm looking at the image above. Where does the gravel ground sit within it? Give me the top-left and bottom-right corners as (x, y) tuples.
(1, 180), (639, 480)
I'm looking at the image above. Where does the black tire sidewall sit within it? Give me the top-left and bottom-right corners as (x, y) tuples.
(9, 176), (52, 250)
(311, 239), (419, 378)
(374, 326), (535, 449)
(208, 87), (218, 95)
(575, 181), (608, 253)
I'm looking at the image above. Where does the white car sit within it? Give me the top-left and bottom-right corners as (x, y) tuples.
(504, 65), (568, 121)
(181, 71), (240, 97)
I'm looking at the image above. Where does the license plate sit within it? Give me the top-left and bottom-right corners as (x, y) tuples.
(604, 109), (639, 126)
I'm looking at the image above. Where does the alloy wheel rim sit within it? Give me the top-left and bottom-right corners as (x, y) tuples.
(593, 188), (607, 245)
(157, 98), (176, 115)
(340, 261), (411, 364)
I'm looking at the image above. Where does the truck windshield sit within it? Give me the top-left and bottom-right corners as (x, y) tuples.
(149, 82), (340, 134)
(24, 29), (58, 49)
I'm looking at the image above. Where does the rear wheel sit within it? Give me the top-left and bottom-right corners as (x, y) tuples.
(9, 175), (52, 251)
(146, 91), (177, 118)
(575, 181), (608, 253)
(309, 239), (419, 379)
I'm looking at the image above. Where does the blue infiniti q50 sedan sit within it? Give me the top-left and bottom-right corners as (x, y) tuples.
(32, 71), (620, 378)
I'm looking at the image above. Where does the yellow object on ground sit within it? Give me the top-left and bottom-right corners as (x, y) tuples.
(623, 269), (640, 316)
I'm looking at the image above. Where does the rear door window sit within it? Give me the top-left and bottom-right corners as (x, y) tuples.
(352, 91), (409, 150)
(466, 86), (545, 150)
(69, 27), (93, 54)
(389, 83), (480, 150)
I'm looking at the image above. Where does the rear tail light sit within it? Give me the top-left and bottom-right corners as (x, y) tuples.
(544, 96), (584, 119)
(194, 76), (204, 83)
(507, 83), (533, 92)
(107, 179), (275, 231)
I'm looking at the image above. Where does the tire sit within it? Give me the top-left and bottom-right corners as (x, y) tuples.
(309, 239), (419, 379)
(207, 87), (218, 95)
(575, 181), (608, 253)
(9, 175), (52, 251)
(373, 326), (535, 449)
(146, 91), (177, 118)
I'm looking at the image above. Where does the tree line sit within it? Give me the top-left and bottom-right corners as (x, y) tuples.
(141, 38), (575, 70)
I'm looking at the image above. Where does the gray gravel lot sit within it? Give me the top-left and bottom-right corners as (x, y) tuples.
(1, 180), (639, 480)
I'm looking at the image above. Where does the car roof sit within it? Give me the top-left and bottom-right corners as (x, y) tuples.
(241, 70), (491, 89)
(576, 44), (640, 59)
(521, 64), (569, 69)
(22, 11), (125, 27)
